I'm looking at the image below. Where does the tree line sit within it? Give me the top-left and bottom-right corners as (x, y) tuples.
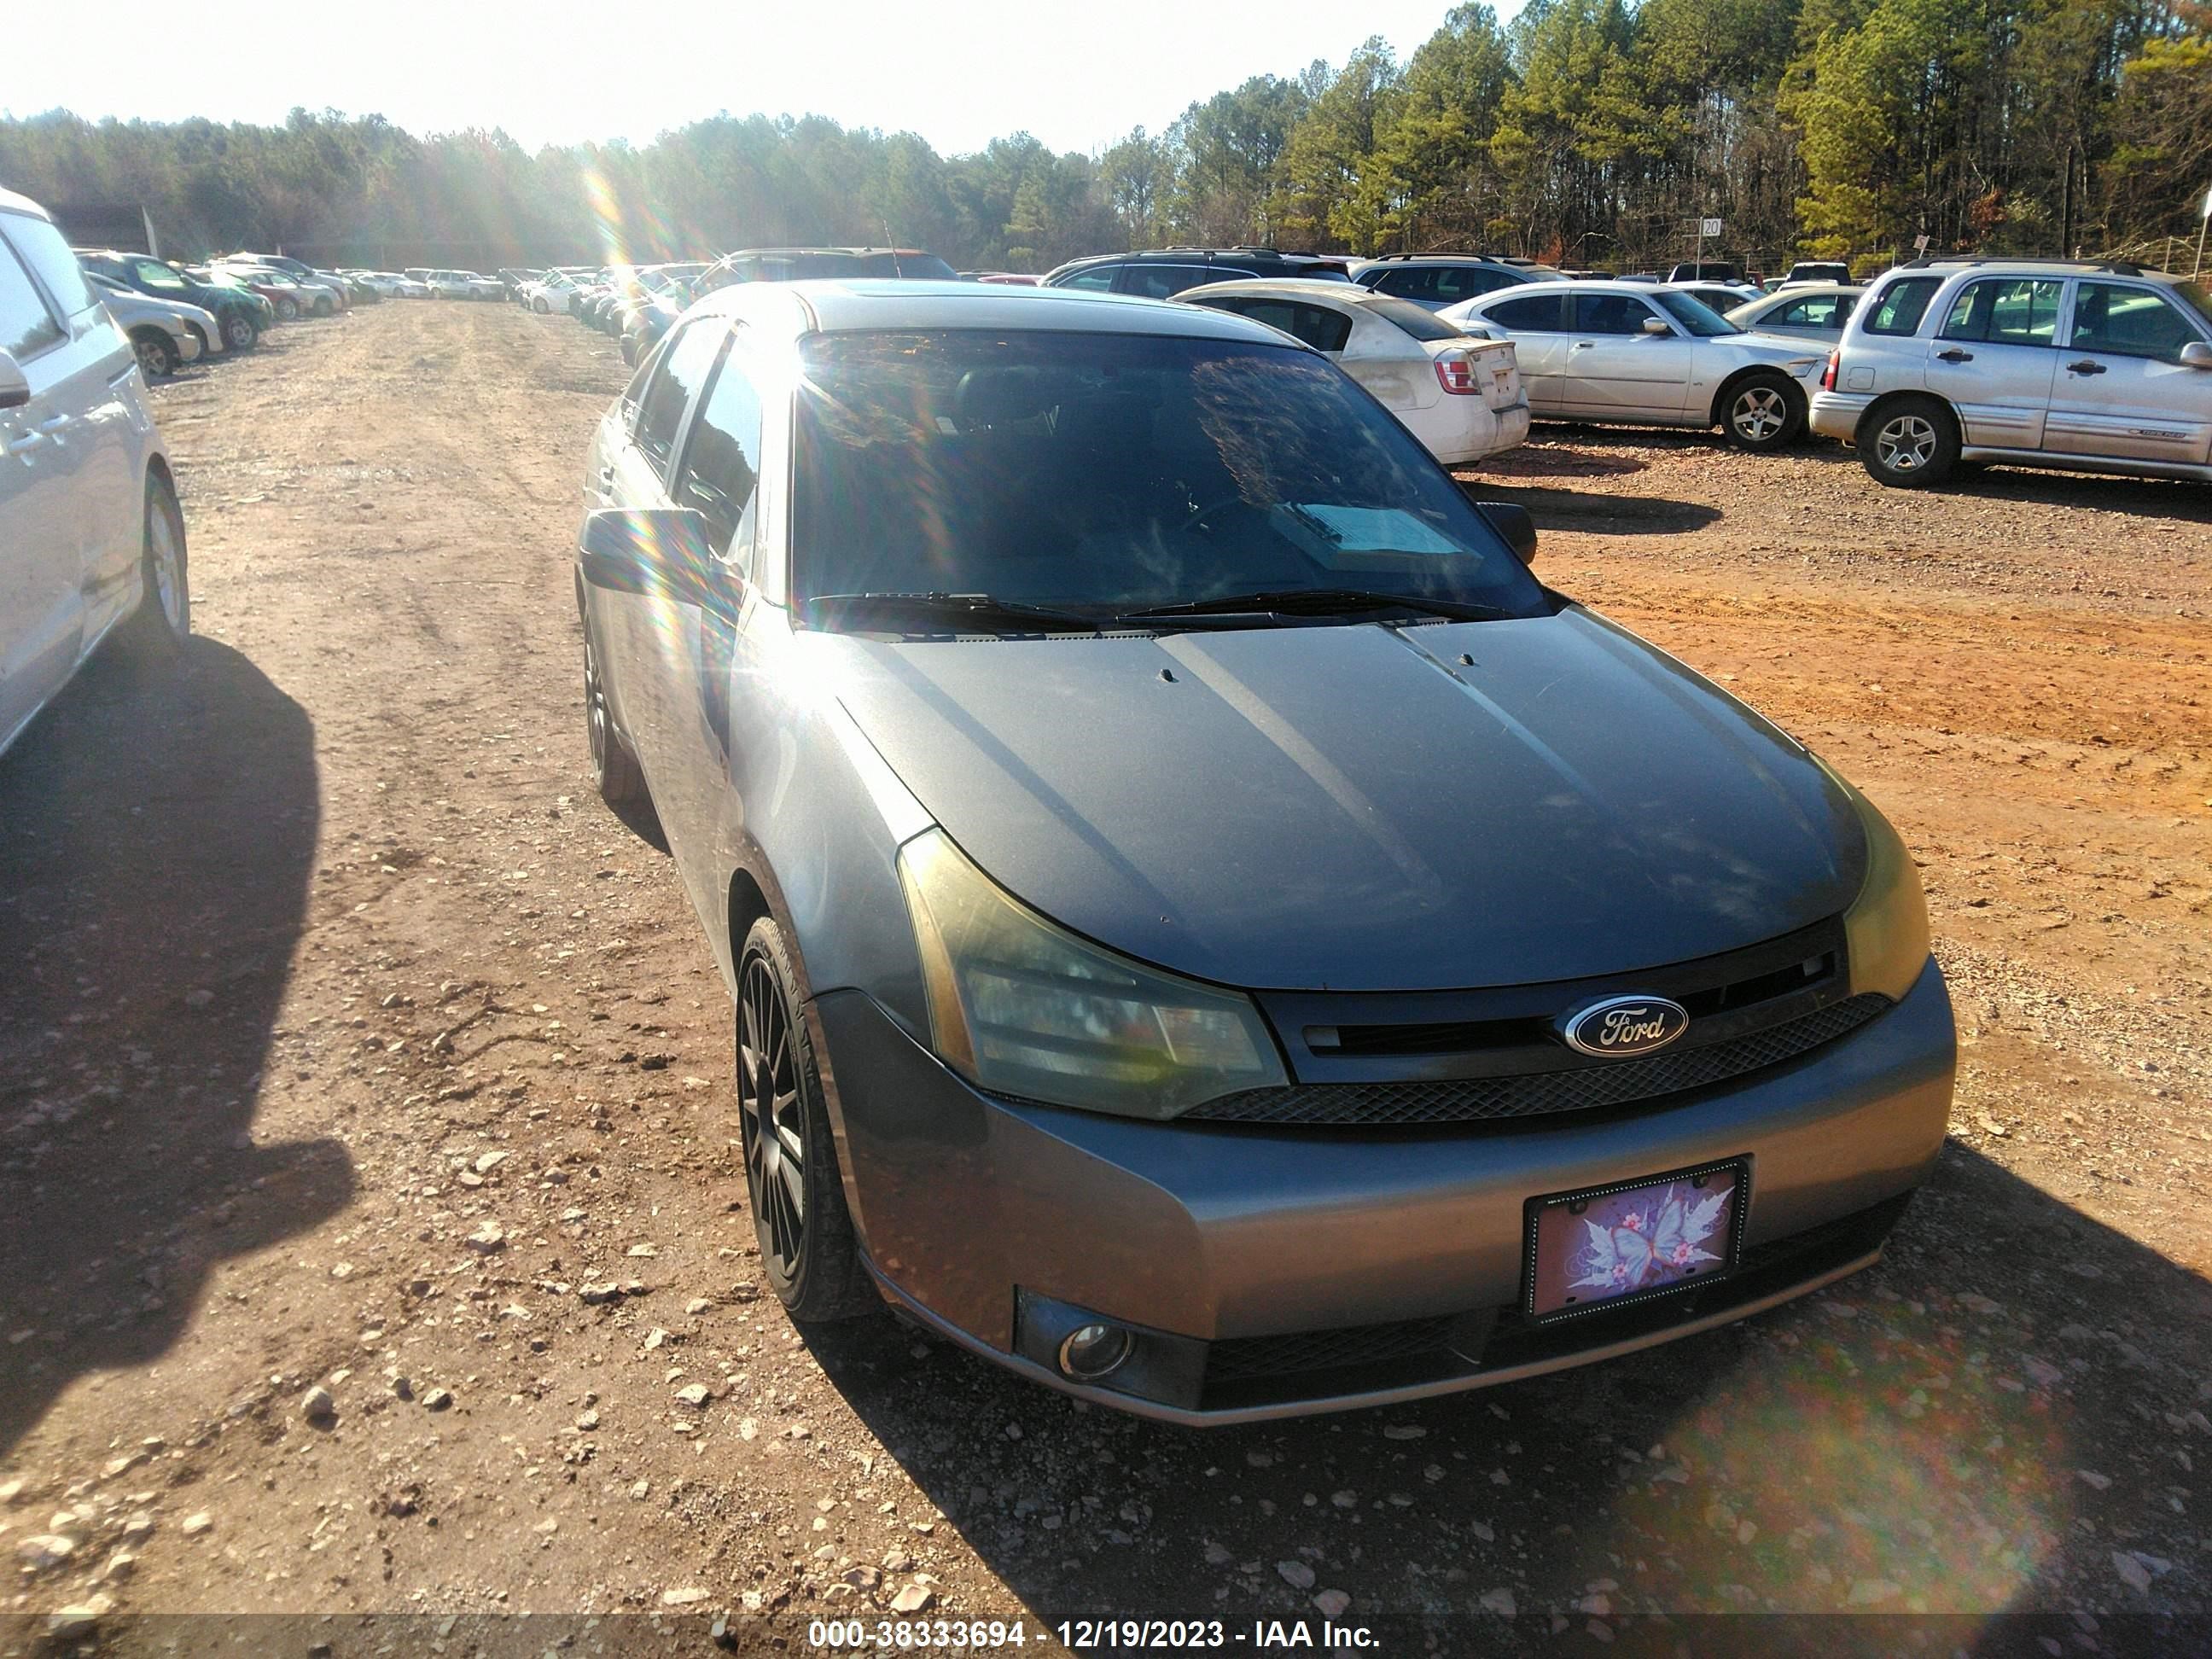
(3, 0), (2208, 277)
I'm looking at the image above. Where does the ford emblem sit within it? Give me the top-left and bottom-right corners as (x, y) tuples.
(1561, 994), (1691, 1058)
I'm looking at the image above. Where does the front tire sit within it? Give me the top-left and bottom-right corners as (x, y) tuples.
(274, 295), (299, 321)
(312, 295), (335, 317)
(1859, 396), (1959, 487)
(1720, 371), (1805, 451)
(118, 473), (189, 663)
(732, 917), (878, 1323)
(131, 329), (178, 379)
(533, 296), (550, 314)
(222, 312), (259, 351)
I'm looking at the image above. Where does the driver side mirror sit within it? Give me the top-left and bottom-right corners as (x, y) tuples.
(1641, 317), (1673, 336)
(0, 348), (28, 411)
(578, 507), (717, 605)
(2181, 341), (2212, 370)
(1477, 501), (1537, 566)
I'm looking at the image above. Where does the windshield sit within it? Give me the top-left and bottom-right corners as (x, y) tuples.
(791, 329), (1545, 623)
(1357, 293), (1469, 342)
(1652, 290), (1740, 337)
(2175, 280), (2212, 334)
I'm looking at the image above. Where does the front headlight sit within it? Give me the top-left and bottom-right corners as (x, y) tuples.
(1819, 760), (1930, 1001)
(896, 828), (1287, 1118)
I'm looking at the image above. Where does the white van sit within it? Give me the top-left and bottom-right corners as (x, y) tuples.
(0, 189), (188, 758)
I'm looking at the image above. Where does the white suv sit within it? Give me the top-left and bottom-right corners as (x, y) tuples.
(0, 189), (188, 758)
(1810, 258), (2212, 487)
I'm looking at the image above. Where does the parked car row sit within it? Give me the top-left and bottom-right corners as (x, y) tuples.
(3, 189), (189, 760)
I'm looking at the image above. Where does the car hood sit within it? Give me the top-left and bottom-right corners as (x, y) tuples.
(826, 608), (1866, 992)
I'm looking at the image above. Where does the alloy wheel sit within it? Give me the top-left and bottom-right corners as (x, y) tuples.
(1732, 387), (1786, 444)
(1876, 415), (1937, 474)
(148, 492), (186, 632)
(582, 627), (612, 773)
(738, 951), (806, 1281)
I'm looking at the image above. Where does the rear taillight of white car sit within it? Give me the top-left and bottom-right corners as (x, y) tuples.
(1820, 347), (1840, 392)
(1434, 350), (1480, 395)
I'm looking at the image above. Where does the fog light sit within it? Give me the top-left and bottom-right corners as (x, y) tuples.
(1057, 1322), (1133, 1382)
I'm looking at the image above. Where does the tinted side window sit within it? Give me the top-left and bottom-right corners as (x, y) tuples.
(1371, 267), (1438, 300)
(1058, 266), (1116, 292)
(1119, 265), (1214, 299)
(632, 321), (725, 476)
(0, 228), (64, 358)
(1485, 293), (1566, 331)
(1210, 299), (1353, 353)
(1864, 276), (1941, 336)
(1775, 295), (1842, 327)
(130, 258), (189, 294)
(6, 218), (96, 318)
(2069, 283), (2203, 363)
(674, 338), (766, 556)
(1942, 278), (2061, 346)
(1575, 293), (1660, 335)
(1433, 266), (1511, 304)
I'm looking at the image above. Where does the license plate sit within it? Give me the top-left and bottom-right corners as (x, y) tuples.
(1525, 1161), (1747, 1322)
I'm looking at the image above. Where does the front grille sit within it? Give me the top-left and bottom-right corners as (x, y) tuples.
(1187, 992), (1890, 1128)
(1208, 1317), (1458, 1382)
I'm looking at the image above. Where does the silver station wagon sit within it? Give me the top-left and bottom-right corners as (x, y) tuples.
(1811, 257), (2212, 487)
(573, 280), (1955, 1423)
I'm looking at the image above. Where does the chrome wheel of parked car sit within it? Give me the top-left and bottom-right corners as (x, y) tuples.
(1860, 396), (1959, 488)
(119, 473), (189, 662)
(131, 329), (178, 379)
(274, 295), (299, 321)
(222, 313), (258, 351)
(533, 296), (550, 314)
(1722, 372), (1802, 451)
(733, 918), (876, 1322)
(579, 608), (650, 808)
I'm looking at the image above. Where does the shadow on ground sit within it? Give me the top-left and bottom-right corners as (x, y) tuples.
(0, 637), (352, 1455)
(802, 1143), (2209, 1646)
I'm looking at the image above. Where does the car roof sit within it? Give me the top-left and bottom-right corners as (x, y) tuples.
(690, 278), (1307, 347)
(1887, 258), (2187, 288)
(1743, 282), (1862, 300)
(0, 188), (52, 219)
(1183, 278), (1394, 306)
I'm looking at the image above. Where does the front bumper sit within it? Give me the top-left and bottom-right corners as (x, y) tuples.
(1810, 389), (1874, 443)
(812, 958), (1954, 1423)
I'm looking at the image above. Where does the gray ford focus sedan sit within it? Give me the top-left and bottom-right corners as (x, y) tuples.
(574, 280), (1954, 1423)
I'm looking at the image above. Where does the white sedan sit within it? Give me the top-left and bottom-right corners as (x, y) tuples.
(1442, 281), (1827, 451)
(520, 272), (582, 314)
(1182, 279), (1529, 466)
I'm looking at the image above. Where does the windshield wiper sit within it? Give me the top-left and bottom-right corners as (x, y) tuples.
(802, 591), (1103, 634)
(1116, 588), (1516, 625)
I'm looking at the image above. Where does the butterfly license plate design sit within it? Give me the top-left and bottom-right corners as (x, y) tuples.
(1525, 1161), (1748, 1322)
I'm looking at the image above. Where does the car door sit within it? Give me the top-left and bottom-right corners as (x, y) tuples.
(1564, 291), (1691, 418)
(0, 222), (79, 749)
(2042, 280), (2212, 466)
(1925, 276), (2062, 450)
(7, 212), (141, 642)
(1473, 291), (1571, 413)
(593, 317), (729, 802)
(652, 328), (774, 935)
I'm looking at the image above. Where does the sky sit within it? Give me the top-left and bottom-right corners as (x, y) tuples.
(3, 0), (1521, 159)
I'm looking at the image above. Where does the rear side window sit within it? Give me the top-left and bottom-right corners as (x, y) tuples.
(1863, 277), (1941, 336)
(1941, 278), (2061, 346)
(1432, 265), (1513, 304)
(5, 215), (96, 319)
(1197, 297), (1352, 353)
(632, 321), (725, 476)
(2069, 283), (2203, 363)
(1370, 266), (1438, 301)
(0, 224), (64, 358)
(1058, 266), (1116, 292)
(673, 335), (767, 558)
(1119, 264), (1214, 299)
(1484, 292), (1567, 331)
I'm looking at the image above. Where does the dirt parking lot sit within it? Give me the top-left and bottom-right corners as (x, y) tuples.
(2, 300), (2208, 1653)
